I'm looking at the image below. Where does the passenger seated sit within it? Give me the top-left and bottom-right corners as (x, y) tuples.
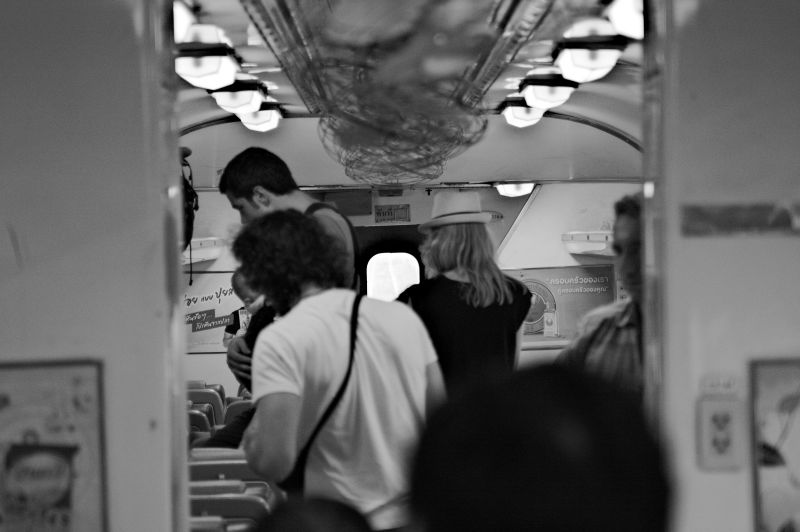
(410, 363), (671, 532)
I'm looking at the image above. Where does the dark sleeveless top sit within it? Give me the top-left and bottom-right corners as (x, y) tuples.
(398, 276), (531, 396)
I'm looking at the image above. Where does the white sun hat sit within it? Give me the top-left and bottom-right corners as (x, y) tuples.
(419, 190), (493, 233)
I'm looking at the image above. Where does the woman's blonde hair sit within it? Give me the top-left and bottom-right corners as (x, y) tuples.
(420, 223), (513, 307)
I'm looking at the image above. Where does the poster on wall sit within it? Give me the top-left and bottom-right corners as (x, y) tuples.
(0, 359), (106, 531)
(751, 359), (800, 532)
(506, 264), (616, 343)
(184, 271), (240, 354)
(682, 202), (800, 236)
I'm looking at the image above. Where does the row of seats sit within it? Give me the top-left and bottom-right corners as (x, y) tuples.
(188, 380), (249, 425)
(186, 382), (279, 531)
(188, 400), (253, 433)
(189, 448), (285, 531)
(187, 380), (253, 445)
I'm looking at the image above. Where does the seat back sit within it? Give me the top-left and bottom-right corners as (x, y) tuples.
(190, 493), (271, 528)
(189, 449), (286, 517)
(223, 399), (253, 425)
(190, 457), (263, 483)
(188, 388), (225, 426)
(191, 402), (214, 425)
(191, 480), (248, 496)
(189, 515), (227, 532)
(189, 449), (265, 482)
(188, 408), (212, 433)
(205, 383), (226, 404)
(191, 447), (248, 461)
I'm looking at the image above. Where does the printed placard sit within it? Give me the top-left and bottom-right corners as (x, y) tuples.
(183, 271), (241, 353)
(375, 204), (411, 223)
(682, 202), (800, 236)
(750, 359), (800, 532)
(506, 264), (616, 341)
(0, 360), (106, 532)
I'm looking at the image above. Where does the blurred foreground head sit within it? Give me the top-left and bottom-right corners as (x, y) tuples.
(411, 363), (670, 532)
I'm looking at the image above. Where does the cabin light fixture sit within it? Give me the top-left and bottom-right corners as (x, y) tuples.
(495, 183), (535, 197)
(173, 1), (196, 44)
(504, 77), (523, 90)
(246, 22), (266, 47)
(208, 76), (267, 114)
(552, 18), (630, 83)
(175, 25), (241, 90)
(605, 0), (644, 40)
(497, 96), (545, 128)
(237, 98), (282, 132)
(518, 66), (580, 110)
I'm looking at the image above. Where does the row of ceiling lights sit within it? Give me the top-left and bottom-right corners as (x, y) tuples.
(492, 0), (641, 196)
(499, 0), (643, 128)
(173, 2), (283, 132)
(173, 0), (642, 133)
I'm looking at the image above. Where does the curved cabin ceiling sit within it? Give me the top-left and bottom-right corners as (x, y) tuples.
(176, 0), (643, 188)
(183, 113), (641, 188)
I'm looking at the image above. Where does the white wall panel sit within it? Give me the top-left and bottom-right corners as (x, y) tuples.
(0, 1), (185, 531)
(653, 1), (800, 530)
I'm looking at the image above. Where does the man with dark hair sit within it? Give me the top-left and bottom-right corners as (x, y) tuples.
(198, 147), (360, 449)
(410, 363), (671, 532)
(219, 146), (359, 391)
(219, 146), (357, 288)
(235, 211), (444, 531)
(558, 193), (645, 397)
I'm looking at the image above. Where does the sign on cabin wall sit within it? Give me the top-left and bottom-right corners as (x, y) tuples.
(183, 271), (240, 354)
(374, 204), (411, 223)
(750, 359), (800, 532)
(506, 264), (616, 342)
(682, 202), (800, 237)
(0, 360), (106, 531)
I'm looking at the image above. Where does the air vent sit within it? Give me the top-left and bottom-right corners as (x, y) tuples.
(561, 231), (613, 256)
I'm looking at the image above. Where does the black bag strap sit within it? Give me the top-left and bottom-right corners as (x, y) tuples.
(289, 293), (362, 491)
(306, 202), (360, 289)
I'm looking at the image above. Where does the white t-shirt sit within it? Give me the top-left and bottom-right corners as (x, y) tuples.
(251, 289), (438, 529)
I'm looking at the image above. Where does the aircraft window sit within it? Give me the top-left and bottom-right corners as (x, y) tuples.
(366, 253), (420, 301)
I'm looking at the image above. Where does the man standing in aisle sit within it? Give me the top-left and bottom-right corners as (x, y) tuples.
(219, 147), (357, 285)
(196, 147), (359, 448)
(235, 211), (444, 530)
(557, 193), (645, 398)
(218, 147), (360, 389)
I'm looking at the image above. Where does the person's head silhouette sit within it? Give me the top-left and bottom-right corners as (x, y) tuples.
(410, 363), (671, 532)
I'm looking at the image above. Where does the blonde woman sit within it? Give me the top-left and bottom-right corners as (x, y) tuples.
(398, 191), (531, 397)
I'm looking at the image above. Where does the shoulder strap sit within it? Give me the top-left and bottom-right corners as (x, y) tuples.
(304, 201), (331, 215)
(306, 202), (360, 289)
(295, 293), (362, 462)
(307, 201), (359, 253)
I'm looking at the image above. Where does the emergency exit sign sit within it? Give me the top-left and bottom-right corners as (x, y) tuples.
(375, 204), (411, 223)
